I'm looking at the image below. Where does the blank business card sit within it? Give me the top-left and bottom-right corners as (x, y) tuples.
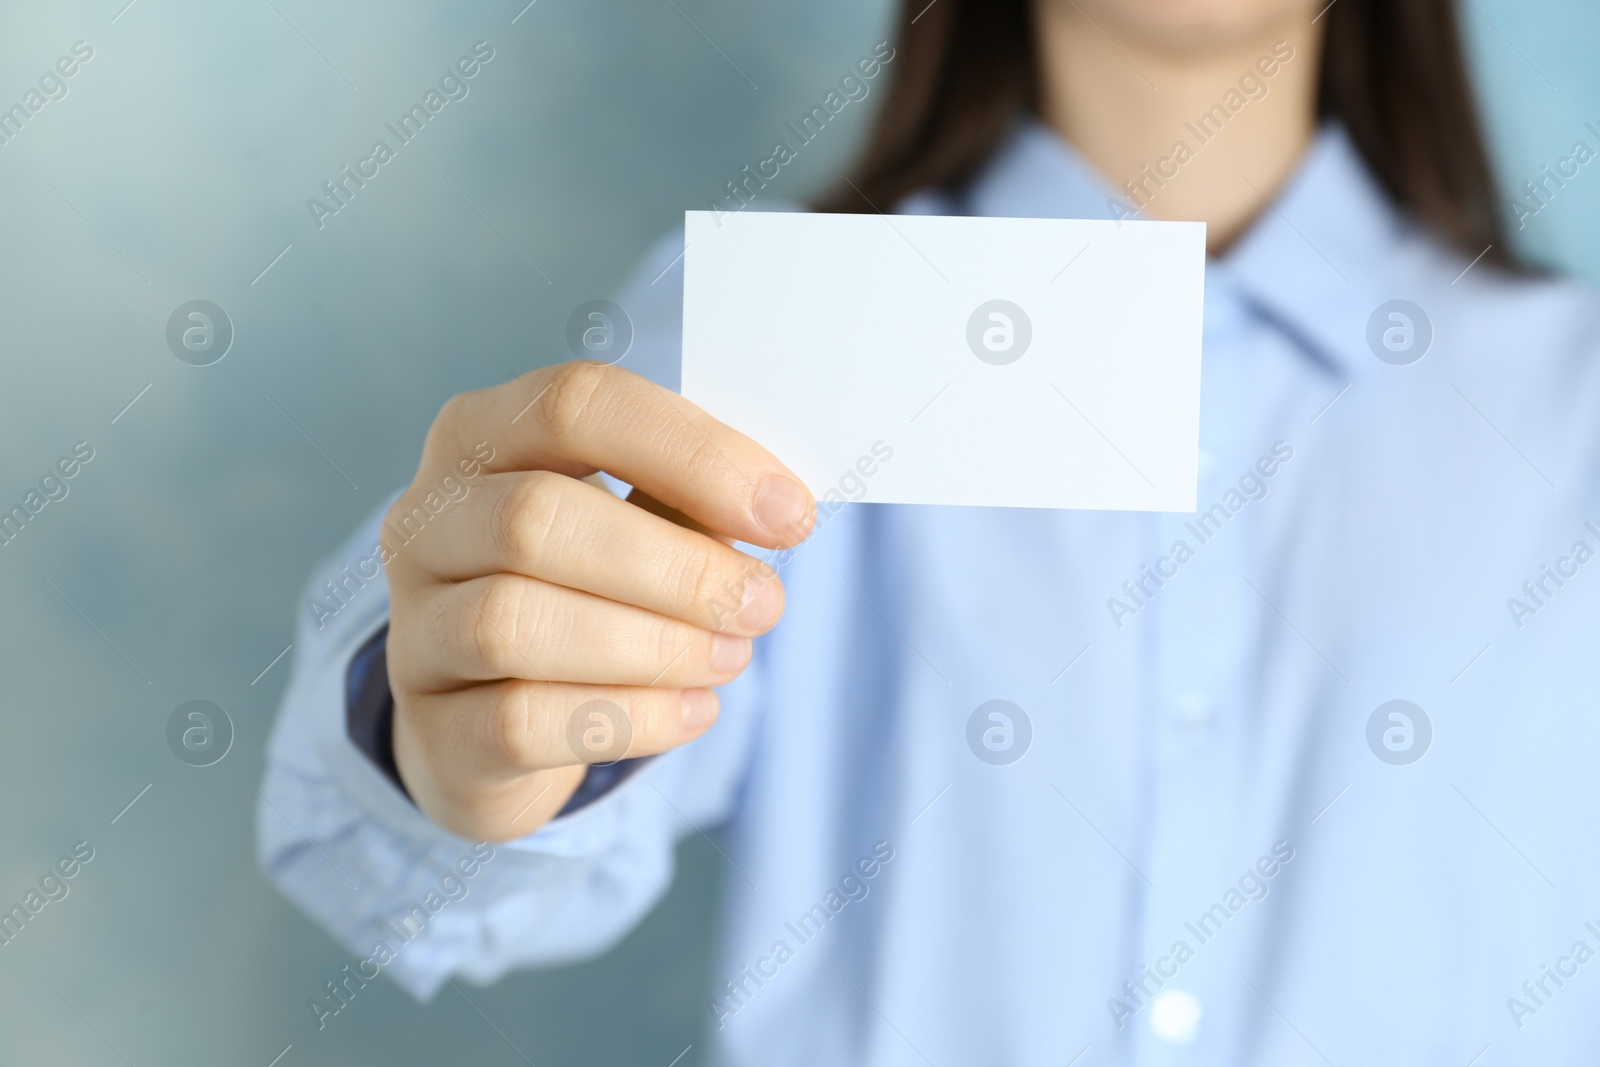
(680, 210), (1204, 512)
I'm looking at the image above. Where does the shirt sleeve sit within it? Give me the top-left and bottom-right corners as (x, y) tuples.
(254, 229), (766, 1000)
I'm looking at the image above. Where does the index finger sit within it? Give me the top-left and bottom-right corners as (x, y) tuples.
(442, 362), (815, 550)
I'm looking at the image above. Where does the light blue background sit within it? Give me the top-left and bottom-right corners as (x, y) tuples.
(0, 1), (1593, 1063)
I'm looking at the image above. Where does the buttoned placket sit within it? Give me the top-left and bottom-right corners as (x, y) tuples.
(1123, 275), (1278, 1063)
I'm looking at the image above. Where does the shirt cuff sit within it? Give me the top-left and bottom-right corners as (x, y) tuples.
(345, 623), (405, 798)
(343, 624), (643, 817)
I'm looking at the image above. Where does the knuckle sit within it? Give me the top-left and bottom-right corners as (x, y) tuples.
(679, 431), (728, 482)
(537, 361), (610, 441)
(467, 575), (528, 673)
(484, 685), (536, 766)
(647, 615), (694, 680)
(435, 391), (471, 431)
(422, 391), (475, 456)
(665, 540), (720, 621)
(490, 471), (566, 565)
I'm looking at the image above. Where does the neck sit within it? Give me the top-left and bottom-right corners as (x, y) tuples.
(1033, 6), (1323, 253)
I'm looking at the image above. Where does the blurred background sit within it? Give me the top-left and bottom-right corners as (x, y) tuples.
(0, 0), (1595, 1063)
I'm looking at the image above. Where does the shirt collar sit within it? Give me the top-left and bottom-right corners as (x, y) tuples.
(952, 117), (1411, 382)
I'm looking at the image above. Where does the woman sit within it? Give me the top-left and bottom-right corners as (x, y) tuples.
(262, 0), (1600, 1062)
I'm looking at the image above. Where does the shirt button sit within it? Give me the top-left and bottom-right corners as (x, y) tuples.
(1173, 691), (1213, 727)
(1149, 989), (1202, 1044)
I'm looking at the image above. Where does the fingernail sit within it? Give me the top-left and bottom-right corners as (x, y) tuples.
(753, 475), (812, 540)
(710, 633), (752, 673)
(736, 575), (783, 631)
(682, 688), (717, 731)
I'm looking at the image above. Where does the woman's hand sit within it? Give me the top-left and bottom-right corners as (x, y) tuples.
(383, 361), (815, 842)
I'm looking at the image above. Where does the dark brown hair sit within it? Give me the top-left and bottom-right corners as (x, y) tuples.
(818, 0), (1519, 269)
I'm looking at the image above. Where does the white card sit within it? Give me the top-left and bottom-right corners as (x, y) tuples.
(679, 210), (1204, 512)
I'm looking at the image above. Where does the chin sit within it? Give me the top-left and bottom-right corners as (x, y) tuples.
(1047, 0), (1316, 50)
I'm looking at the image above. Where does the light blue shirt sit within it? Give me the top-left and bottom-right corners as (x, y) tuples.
(260, 120), (1600, 1065)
